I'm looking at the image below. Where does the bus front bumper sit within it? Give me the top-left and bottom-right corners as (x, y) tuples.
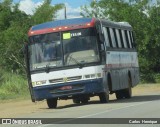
(32, 78), (105, 101)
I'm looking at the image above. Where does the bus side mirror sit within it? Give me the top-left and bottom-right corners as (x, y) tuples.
(99, 33), (105, 43)
(23, 43), (28, 54)
(96, 24), (105, 43)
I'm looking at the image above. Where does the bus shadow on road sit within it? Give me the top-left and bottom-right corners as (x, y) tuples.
(110, 94), (160, 104)
(56, 101), (101, 109)
(54, 94), (160, 109)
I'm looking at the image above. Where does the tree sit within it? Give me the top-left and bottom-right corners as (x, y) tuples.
(32, 0), (64, 25)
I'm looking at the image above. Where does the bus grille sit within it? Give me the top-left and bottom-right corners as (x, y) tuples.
(49, 76), (82, 84)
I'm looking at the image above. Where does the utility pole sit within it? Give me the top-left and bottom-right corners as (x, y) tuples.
(64, 4), (67, 19)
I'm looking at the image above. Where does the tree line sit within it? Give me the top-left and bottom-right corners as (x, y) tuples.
(0, 0), (160, 82)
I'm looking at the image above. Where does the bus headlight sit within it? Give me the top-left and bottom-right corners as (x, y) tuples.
(32, 80), (46, 86)
(97, 73), (102, 78)
(84, 73), (102, 79)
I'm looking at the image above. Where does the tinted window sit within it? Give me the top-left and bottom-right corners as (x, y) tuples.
(121, 30), (127, 48)
(129, 31), (134, 48)
(127, 31), (132, 48)
(109, 28), (116, 48)
(107, 28), (113, 47)
(103, 27), (110, 47)
(113, 28), (119, 47)
(115, 29), (122, 48)
(125, 30), (130, 48)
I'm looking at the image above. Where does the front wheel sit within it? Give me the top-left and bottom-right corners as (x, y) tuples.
(73, 99), (80, 104)
(99, 92), (109, 103)
(81, 98), (89, 104)
(47, 98), (57, 109)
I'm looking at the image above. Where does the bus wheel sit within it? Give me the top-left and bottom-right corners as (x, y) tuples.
(99, 92), (109, 103)
(47, 98), (57, 109)
(81, 97), (89, 104)
(124, 76), (132, 99)
(73, 99), (80, 104)
(115, 91), (124, 100)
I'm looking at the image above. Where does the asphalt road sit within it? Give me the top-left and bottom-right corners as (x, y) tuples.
(2, 92), (160, 127)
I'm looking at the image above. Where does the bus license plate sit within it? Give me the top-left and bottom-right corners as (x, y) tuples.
(59, 86), (72, 90)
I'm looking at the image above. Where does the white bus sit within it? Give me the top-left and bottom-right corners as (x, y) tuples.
(25, 18), (139, 108)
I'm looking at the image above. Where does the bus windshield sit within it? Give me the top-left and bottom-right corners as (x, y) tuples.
(29, 28), (100, 71)
(63, 28), (99, 66)
(29, 32), (62, 70)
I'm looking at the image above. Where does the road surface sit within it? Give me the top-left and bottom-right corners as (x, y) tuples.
(1, 84), (160, 127)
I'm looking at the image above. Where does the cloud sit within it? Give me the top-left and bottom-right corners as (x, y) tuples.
(18, 1), (82, 19)
(56, 3), (83, 19)
(19, 0), (43, 15)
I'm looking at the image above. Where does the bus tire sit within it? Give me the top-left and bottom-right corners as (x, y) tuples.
(47, 98), (57, 109)
(99, 92), (109, 103)
(73, 99), (80, 104)
(124, 76), (132, 99)
(81, 97), (89, 103)
(115, 91), (124, 100)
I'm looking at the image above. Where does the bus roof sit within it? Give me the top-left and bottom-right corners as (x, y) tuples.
(100, 19), (132, 30)
(28, 18), (95, 36)
(28, 18), (132, 36)
(31, 18), (93, 31)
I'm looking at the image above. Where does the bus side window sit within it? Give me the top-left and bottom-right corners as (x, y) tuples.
(107, 27), (113, 47)
(125, 30), (130, 48)
(103, 27), (110, 47)
(113, 28), (119, 48)
(109, 28), (117, 48)
(127, 31), (132, 48)
(115, 29), (122, 48)
(129, 31), (134, 48)
(121, 30), (128, 48)
(119, 29), (124, 48)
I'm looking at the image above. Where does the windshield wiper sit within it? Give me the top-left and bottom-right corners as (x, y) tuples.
(45, 64), (50, 73)
(68, 55), (85, 69)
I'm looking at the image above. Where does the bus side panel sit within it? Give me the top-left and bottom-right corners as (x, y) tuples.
(111, 69), (129, 91)
(103, 71), (109, 92)
(110, 70), (120, 91)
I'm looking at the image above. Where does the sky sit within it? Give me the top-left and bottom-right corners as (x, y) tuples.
(13, 0), (91, 19)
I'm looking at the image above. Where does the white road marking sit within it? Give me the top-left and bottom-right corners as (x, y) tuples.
(77, 101), (149, 118)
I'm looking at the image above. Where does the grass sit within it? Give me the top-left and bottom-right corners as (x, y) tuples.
(0, 70), (30, 100)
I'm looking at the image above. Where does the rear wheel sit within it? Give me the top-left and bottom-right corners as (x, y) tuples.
(115, 90), (124, 100)
(47, 98), (57, 109)
(99, 92), (109, 103)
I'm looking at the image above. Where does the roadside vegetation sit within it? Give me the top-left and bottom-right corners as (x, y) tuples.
(0, 0), (160, 100)
(0, 70), (29, 100)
